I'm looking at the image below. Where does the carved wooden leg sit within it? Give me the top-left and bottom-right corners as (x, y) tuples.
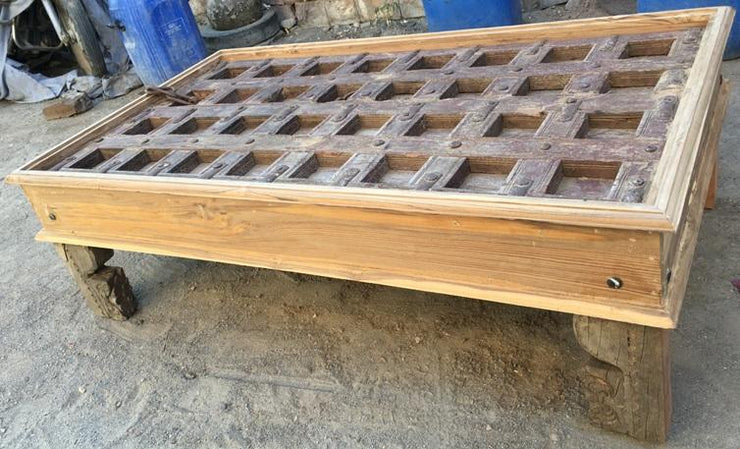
(573, 315), (671, 443)
(55, 244), (137, 320)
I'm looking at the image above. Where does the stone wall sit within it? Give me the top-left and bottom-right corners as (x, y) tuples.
(189, 0), (425, 28)
(295, 0), (425, 27)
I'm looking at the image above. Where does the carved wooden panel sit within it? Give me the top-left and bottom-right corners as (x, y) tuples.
(44, 28), (703, 203)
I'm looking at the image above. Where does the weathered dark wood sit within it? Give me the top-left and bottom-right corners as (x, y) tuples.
(55, 244), (136, 320)
(38, 28), (707, 204)
(43, 91), (93, 120)
(573, 315), (671, 443)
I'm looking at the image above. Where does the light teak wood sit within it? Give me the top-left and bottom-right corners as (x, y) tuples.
(55, 244), (136, 320)
(4, 9), (734, 443)
(573, 315), (671, 443)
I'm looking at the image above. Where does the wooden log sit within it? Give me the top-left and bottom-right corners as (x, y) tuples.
(573, 315), (671, 442)
(43, 91), (93, 120)
(54, 244), (136, 320)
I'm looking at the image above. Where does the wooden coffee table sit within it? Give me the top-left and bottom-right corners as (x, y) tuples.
(7, 7), (733, 442)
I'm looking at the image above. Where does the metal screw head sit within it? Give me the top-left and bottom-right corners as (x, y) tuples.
(496, 84), (510, 92)
(511, 66), (523, 72)
(590, 62), (601, 69)
(645, 144), (659, 153)
(425, 87), (437, 94)
(211, 162), (224, 170)
(630, 178), (645, 187)
(157, 162), (170, 169)
(540, 143), (552, 151)
(373, 139), (386, 147)
(515, 178), (532, 188)
(443, 69), (454, 75)
(578, 82), (590, 89)
(48, 213), (57, 221)
(245, 138), (255, 145)
(606, 277), (623, 289)
(449, 140), (462, 149)
(328, 75), (336, 80)
(566, 97), (577, 104)
(141, 138), (150, 144)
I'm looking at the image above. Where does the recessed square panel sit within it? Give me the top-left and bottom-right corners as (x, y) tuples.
(542, 45), (593, 63)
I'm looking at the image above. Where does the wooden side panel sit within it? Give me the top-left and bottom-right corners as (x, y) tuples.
(663, 78), (731, 324)
(23, 184), (669, 326)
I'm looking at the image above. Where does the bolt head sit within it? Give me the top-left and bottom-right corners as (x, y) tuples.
(373, 139), (386, 147)
(424, 172), (441, 182)
(606, 277), (623, 289)
(48, 213), (57, 221)
(646, 144), (659, 153)
(449, 140), (462, 149)
(540, 143), (552, 151)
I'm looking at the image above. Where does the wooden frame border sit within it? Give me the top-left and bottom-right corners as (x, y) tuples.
(5, 7), (734, 232)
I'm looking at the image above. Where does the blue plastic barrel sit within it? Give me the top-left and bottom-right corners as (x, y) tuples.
(638, 0), (740, 59)
(109, 0), (208, 85)
(422, 0), (522, 32)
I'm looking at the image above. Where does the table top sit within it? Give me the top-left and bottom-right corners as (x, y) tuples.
(9, 8), (733, 231)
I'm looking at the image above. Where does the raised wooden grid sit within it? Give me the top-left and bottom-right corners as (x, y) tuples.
(47, 28), (703, 203)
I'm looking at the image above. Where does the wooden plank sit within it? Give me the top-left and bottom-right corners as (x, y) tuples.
(218, 9), (721, 61)
(20, 184), (670, 327)
(12, 173), (674, 231)
(664, 77), (731, 325)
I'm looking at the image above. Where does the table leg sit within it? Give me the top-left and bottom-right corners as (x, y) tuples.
(55, 244), (136, 320)
(573, 315), (671, 443)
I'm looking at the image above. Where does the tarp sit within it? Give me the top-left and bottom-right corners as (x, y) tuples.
(0, 0), (141, 103)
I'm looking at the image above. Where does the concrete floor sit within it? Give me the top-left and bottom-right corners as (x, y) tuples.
(2, 46), (740, 449)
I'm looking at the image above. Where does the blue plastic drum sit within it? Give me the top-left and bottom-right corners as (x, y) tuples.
(638, 0), (740, 59)
(421, 0), (523, 32)
(109, 0), (208, 85)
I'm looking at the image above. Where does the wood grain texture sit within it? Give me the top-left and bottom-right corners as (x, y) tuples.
(54, 244), (136, 320)
(22, 184), (670, 326)
(5, 8), (733, 234)
(217, 8), (721, 60)
(573, 315), (671, 443)
(664, 77), (731, 325)
(704, 149), (719, 210)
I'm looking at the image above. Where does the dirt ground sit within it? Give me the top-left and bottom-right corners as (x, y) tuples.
(2, 4), (740, 449)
